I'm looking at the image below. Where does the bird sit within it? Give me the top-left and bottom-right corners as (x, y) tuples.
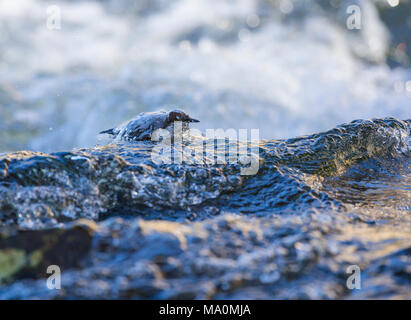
(99, 109), (199, 142)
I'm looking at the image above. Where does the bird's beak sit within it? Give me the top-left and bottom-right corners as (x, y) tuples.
(188, 117), (200, 123)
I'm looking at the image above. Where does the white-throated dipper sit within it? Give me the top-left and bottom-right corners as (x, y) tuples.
(99, 109), (200, 142)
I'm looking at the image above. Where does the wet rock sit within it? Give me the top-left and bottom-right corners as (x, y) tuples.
(0, 219), (97, 284)
(0, 118), (409, 228)
(0, 118), (409, 299)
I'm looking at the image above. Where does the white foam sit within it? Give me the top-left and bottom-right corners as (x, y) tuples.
(0, 0), (409, 152)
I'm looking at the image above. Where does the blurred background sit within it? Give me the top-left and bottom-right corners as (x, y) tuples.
(0, 0), (410, 153)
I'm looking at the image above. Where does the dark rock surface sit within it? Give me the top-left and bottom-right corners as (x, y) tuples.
(0, 219), (97, 284)
(0, 118), (409, 299)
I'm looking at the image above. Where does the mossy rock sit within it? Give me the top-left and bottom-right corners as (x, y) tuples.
(0, 219), (97, 284)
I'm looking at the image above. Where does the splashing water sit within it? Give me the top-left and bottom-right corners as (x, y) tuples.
(0, 0), (409, 153)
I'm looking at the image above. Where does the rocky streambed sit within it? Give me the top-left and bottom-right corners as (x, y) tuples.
(0, 118), (410, 299)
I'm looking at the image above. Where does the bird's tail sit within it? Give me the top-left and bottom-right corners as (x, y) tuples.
(99, 128), (115, 135)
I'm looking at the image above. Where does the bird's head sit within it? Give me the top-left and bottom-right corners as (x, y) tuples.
(167, 110), (199, 125)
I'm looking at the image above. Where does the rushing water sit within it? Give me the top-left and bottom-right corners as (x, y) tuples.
(0, 0), (410, 153)
(0, 0), (410, 299)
